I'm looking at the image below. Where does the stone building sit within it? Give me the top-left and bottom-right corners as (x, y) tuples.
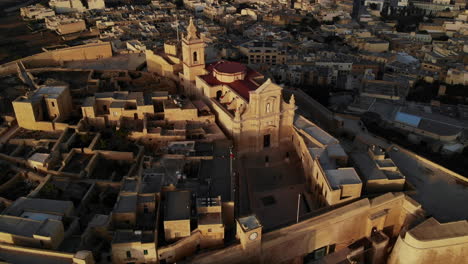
(49, 0), (86, 13)
(197, 196), (224, 249)
(112, 230), (157, 264)
(146, 41), (183, 81)
(388, 217), (468, 264)
(178, 18), (296, 153)
(238, 41), (287, 66)
(87, 0), (105, 10)
(191, 193), (425, 264)
(45, 16), (86, 35)
(81, 91), (154, 129)
(0, 215), (64, 250)
(13, 86), (73, 131)
(163, 190), (191, 242)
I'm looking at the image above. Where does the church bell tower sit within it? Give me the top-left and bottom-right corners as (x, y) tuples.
(181, 17), (206, 96)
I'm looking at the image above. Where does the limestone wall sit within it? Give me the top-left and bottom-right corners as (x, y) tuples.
(388, 219), (468, 264)
(191, 193), (424, 264)
(0, 42), (113, 77)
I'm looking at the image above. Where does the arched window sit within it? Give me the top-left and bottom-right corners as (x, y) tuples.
(193, 51), (198, 62)
(266, 103), (271, 113)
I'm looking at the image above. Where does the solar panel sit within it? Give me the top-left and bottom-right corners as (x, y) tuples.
(395, 112), (421, 127)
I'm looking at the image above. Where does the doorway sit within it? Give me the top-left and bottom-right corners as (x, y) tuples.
(263, 134), (270, 148)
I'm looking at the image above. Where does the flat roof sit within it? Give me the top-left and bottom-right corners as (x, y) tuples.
(198, 212), (222, 225)
(4, 197), (73, 217)
(0, 215), (61, 238)
(164, 190), (191, 221)
(113, 230), (154, 244)
(409, 218), (468, 241)
(28, 153), (50, 164)
(395, 111), (421, 127)
(121, 178), (138, 193)
(237, 215), (261, 232)
(294, 115), (339, 146)
(140, 168), (164, 194)
(114, 195), (137, 213)
(351, 152), (404, 181)
(325, 168), (362, 190)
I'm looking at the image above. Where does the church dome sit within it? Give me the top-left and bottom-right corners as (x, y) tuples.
(213, 61), (247, 83)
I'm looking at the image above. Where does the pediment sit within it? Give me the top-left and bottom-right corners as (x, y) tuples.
(250, 78), (282, 95)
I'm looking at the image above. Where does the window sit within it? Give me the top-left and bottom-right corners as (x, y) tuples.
(51, 102), (55, 107)
(126, 251), (132, 258)
(312, 246), (327, 260)
(208, 228), (212, 232)
(193, 51), (198, 62)
(266, 103), (271, 113)
(143, 249), (148, 255)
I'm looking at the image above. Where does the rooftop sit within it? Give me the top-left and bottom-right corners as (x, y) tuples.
(325, 168), (362, 190)
(199, 61), (263, 100)
(4, 197), (73, 217)
(294, 115), (339, 146)
(0, 215), (62, 238)
(0, 245), (75, 264)
(114, 195), (137, 213)
(351, 152), (404, 181)
(213, 61), (246, 74)
(113, 230), (154, 244)
(408, 218), (468, 242)
(198, 212), (222, 226)
(237, 215), (261, 232)
(164, 190), (191, 221)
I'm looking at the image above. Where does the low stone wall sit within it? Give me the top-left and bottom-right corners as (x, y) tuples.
(28, 174), (52, 198)
(0, 172), (23, 194)
(76, 183), (96, 214)
(97, 150), (134, 160)
(393, 145), (468, 184)
(158, 231), (202, 263)
(0, 42), (112, 77)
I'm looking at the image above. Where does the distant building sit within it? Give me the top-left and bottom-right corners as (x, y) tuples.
(87, 0), (105, 10)
(20, 4), (55, 20)
(49, 0), (86, 13)
(45, 16), (87, 35)
(239, 41), (287, 66)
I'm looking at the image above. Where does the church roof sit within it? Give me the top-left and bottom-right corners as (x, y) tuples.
(200, 61), (263, 100)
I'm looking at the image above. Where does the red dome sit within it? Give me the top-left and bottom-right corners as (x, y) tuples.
(213, 61), (247, 74)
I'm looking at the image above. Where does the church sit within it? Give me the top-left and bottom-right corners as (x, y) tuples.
(163, 18), (296, 153)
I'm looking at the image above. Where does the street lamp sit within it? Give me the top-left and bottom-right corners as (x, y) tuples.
(229, 145), (235, 202)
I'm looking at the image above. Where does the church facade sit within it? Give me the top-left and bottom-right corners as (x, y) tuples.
(179, 18), (296, 153)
